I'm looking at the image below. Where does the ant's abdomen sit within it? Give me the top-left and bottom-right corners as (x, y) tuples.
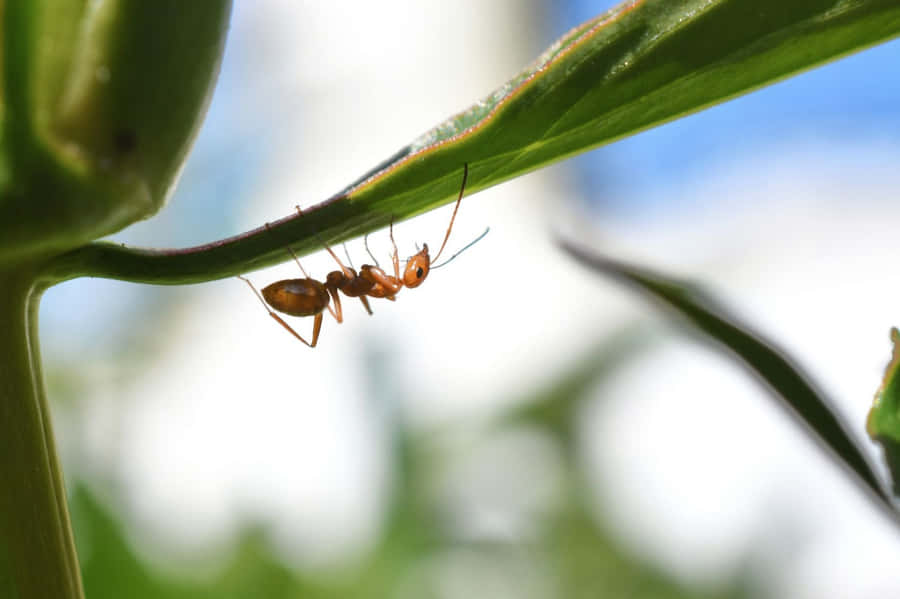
(262, 278), (329, 317)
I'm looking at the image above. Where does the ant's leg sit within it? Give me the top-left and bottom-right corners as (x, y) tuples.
(325, 303), (338, 321)
(263, 221), (312, 278)
(343, 243), (355, 270)
(389, 216), (400, 279)
(363, 233), (380, 267)
(296, 205), (355, 278)
(326, 281), (369, 318)
(364, 233), (380, 267)
(238, 276), (315, 347)
(309, 312), (323, 347)
(322, 243), (355, 278)
(359, 295), (373, 315)
(286, 246), (310, 278)
(360, 266), (403, 297)
(326, 285), (344, 323)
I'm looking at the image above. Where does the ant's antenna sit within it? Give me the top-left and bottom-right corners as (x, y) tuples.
(431, 163), (468, 264)
(432, 227), (489, 269)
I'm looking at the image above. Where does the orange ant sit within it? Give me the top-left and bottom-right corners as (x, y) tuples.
(239, 164), (484, 347)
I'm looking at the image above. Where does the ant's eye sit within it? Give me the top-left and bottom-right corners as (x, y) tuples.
(416, 267), (424, 278)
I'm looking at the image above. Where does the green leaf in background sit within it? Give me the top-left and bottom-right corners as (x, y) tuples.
(42, 0), (900, 285)
(558, 238), (898, 519)
(867, 328), (900, 496)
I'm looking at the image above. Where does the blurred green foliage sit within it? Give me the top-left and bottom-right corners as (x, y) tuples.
(69, 332), (754, 599)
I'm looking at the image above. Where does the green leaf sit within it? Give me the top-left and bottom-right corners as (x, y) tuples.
(0, 4), (232, 598)
(43, 0), (900, 285)
(0, 268), (83, 599)
(1, 1), (231, 264)
(557, 238), (898, 520)
(867, 328), (900, 496)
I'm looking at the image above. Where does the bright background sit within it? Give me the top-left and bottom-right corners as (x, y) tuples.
(40, 1), (900, 597)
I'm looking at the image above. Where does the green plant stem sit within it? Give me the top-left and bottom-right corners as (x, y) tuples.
(0, 267), (83, 599)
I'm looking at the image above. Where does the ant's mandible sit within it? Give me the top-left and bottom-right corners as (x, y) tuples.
(239, 163), (482, 347)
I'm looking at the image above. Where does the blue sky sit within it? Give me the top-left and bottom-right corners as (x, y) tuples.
(554, 0), (900, 211)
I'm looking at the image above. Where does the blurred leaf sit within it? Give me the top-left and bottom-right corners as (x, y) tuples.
(494, 330), (753, 598)
(542, 479), (753, 599)
(867, 328), (900, 496)
(558, 238), (898, 520)
(73, 484), (206, 599)
(44, 0), (900, 285)
(503, 328), (650, 453)
(72, 484), (328, 599)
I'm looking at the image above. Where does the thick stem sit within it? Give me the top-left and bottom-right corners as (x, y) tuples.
(0, 267), (83, 599)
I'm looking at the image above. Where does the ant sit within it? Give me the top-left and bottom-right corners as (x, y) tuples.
(238, 164), (484, 347)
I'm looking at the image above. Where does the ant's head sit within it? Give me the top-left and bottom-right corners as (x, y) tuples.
(403, 243), (430, 288)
